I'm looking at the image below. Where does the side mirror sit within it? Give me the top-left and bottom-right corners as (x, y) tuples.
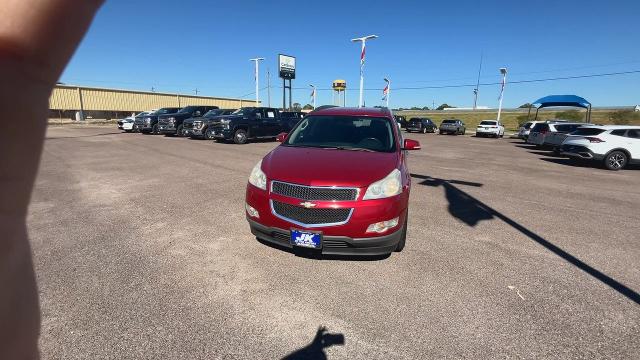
(276, 132), (288, 143)
(403, 139), (421, 150)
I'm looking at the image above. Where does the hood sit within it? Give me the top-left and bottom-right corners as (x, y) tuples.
(262, 145), (399, 188)
(209, 114), (243, 123)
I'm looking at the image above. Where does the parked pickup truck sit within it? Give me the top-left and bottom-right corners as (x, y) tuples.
(439, 119), (466, 135)
(134, 107), (181, 134)
(205, 107), (283, 144)
(157, 106), (219, 136)
(183, 108), (237, 139)
(280, 111), (306, 132)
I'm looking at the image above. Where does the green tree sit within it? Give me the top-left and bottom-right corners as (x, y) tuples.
(436, 103), (454, 110)
(302, 104), (314, 110)
(422, 106), (430, 110)
(292, 103), (302, 111)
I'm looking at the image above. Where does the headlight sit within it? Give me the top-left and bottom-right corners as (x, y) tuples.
(363, 169), (402, 200)
(144, 118), (150, 124)
(220, 119), (231, 129)
(193, 121), (202, 129)
(168, 117), (175, 123)
(248, 160), (267, 190)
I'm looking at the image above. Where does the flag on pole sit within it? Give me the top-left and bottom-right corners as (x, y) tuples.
(382, 82), (389, 101)
(310, 87), (315, 99)
(360, 45), (366, 75)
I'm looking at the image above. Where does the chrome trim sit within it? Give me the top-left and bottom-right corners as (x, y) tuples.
(270, 180), (360, 201)
(269, 200), (353, 228)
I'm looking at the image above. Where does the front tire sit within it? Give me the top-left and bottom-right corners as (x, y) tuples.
(204, 127), (216, 140)
(152, 124), (159, 135)
(177, 125), (184, 137)
(233, 129), (248, 144)
(604, 151), (628, 170)
(422, 127), (427, 134)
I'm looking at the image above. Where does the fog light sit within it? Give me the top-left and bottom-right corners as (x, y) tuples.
(246, 203), (259, 218)
(366, 217), (399, 234)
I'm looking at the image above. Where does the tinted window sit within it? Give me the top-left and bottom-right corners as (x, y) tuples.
(531, 123), (549, 132)
(285, 116), (396, 152)
(555, 124), (582, 133)
(627, 129), (640, 138)
(441, 120), (455, 124)
(610, 129), (626, 137)
(480, 121), (497, 126)
(177, 106), (199, 113)
(155, 108), (180, 115)
(570, 128), (606, 136)
(523, 122), (533, 129)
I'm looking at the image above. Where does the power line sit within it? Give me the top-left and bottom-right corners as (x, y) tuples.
(293, 69), (640, 91)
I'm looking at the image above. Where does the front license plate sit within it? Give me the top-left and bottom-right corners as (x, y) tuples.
(290, 229), (322, 249)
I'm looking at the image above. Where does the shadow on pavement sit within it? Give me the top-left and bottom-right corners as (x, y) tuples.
(46, 131), (122, 140)
(410, 173), (640, 305)
(282, 326), (345, 360)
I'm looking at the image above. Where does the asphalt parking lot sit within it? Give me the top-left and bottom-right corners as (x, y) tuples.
(30, 126), (639, 359)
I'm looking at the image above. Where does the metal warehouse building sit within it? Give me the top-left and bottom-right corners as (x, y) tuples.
(49, 84), (257, 119)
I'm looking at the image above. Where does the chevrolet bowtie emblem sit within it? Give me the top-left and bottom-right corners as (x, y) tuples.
(300, 201), (317, 208)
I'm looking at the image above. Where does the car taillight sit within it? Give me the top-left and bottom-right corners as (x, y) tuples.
(584, 137), (605, 143)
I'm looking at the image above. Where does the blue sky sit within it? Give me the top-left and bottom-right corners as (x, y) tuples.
(61, 0), (640, 108)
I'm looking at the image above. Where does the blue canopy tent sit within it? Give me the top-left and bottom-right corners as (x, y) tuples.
(527, 95), (592, 123)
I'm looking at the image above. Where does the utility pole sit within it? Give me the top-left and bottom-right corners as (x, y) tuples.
(194, 88), (199, 95)
(497, 67), (508, 122)
(267, 68), (271, 107)
(473, 52), (483, 110)
(351, 34), (378, 107)
(250, 57), (265, 105)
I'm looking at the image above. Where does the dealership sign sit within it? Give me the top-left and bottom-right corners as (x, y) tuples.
(279, 54), (296, 79)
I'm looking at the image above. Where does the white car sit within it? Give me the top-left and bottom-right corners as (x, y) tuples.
(117, 111), (155, 132)
(561, 125), (640, 170)
(518, 119), (569, 140)
(475, 120), (505, 138)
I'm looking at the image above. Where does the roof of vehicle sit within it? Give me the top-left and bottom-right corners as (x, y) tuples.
(532, 95), (591, 109)
(309, 106), (393, 118)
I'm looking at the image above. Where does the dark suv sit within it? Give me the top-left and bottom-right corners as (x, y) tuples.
(205, 107), (283, 144)
(394, 115), (408, 128)
(157, 106), (219, 137)
(183, 109), (236, 139)
(135, 108), (181, 134)
(280, 111), (306, 132)
(406, 118), (437, 133)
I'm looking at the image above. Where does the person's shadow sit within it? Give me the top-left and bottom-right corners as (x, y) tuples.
(282, 326), (345, 360)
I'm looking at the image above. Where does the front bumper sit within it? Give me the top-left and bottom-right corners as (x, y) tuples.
(245, 183), (408, 255)
(561, 145), (603, 161)
(248, 218), (402, 256)
(158, 124), (176, 134)
(209, 127), (232, 139)
(406, 126), (422, 132)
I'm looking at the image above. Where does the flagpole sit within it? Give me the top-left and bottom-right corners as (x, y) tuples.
(310, 84), (316, 109)
(497, 67), (508, 122)
(351, 35), (378, 108)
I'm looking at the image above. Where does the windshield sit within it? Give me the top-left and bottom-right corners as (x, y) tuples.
(480, 121), (497, 126)
(204, 109), (224, 117)
(154, 108), (179, 115)
(177, 106), (198, 114)
(570, 128), (606, 136)
(285, 115), (396, 152)
(232, 107), (252, 116)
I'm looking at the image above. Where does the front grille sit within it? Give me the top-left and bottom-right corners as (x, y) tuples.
(183, 122), (193, 129)
(271, 181), (358, 201)
(323, 239), (352, 248)
(271, 200), (352, 226)
(158, 119), (170, 126)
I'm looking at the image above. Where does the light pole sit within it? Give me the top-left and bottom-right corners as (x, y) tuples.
(497, 67), (507, 122)
(250, 57), (264, 105)
(309, 84), (316, 109)
(383, 78), (390, 108)
(351, 34), (378, 107)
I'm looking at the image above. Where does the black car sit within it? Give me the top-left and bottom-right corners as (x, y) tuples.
(280, 111), (305, 132)
(134, 107), (181, 134)
(205, 107), (283, 144)
(406, 118), (437, 133)
(394, 115), (408, 128)
(183, 109), (237, 139)
(157, 106), (219, 136)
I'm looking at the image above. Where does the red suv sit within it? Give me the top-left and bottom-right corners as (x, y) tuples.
(245, 107), (421, 256)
